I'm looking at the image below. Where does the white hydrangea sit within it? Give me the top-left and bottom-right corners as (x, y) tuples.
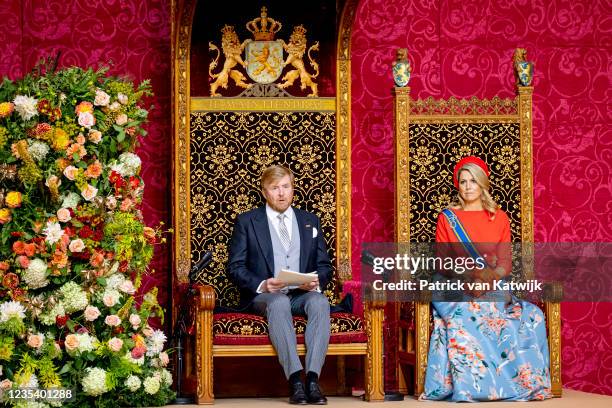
(125, 375), (141, 392)
(75, 333), (98, 353)
(146, 329), (167, 356)
(60, 192), (81, 209)
(13, 95), (38, 121)
(0, 301), (26, 323)
(143, 375), (161, 395)
(81, 367), (108, 396)
(24, 258), (49, 289)
(159, 369), (173, 386)
(14, 401), (51, 408)
(111, 152), (141, 177)
(27, 140), (50, 162)
(38, 302), (65, 326)
(106, 274), (125, 290)
(18, 373), (39, 388)
(60, 282), (88, 313)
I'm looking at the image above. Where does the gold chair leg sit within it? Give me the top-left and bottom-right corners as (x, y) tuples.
(364, 301), (385, 401)
(545, 301), (562, 397)
(414, 302), (430, 396)
(197, 286), (215, 404)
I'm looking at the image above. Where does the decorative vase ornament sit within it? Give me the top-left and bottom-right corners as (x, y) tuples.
(392, 48), (411, 87)
(513, 48), (534, 86)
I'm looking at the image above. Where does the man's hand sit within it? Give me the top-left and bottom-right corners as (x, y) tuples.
(298, 276), (319, 291)
(263, 278), (287, 293)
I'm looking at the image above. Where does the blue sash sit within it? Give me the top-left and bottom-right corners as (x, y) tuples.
(441, 209), (490, 267)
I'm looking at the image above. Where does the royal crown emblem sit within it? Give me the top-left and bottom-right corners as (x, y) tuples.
(208, 7), (320, 96)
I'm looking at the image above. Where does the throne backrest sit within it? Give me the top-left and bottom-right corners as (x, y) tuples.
(188, 105), (343, 307)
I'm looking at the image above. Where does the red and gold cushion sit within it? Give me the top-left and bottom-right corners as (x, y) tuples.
(212, 312), (367, 345)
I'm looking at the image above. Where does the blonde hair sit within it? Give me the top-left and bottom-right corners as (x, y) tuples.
(451, 163), (499, 217)
(260, 165), (294, 189)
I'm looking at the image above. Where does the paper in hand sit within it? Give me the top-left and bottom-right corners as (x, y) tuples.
(277, 269), (318, 285)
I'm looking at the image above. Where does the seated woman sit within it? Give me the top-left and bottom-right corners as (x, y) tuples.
(420, 156), (552, 402)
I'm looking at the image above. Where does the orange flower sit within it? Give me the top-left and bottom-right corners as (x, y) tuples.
(56, 158), (71, 172)
(0, 102), (14, 118)
(51, 250), (68, 268)
(0, 208), (11, 224)
(143, 227), (156, 244)
(85, 161), (103, 179)
(66, 143), (86, 159)
(5, 191), (22, 208)
(2, 273), (19, 289)
(23, 243), (36, 257)
(75, 101), (94, 115)
(90, 251), (105, 267)
(12, 241), (25, 255)
(0, 261), (9, 271)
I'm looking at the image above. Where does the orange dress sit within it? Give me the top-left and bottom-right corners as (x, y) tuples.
(435, 209), (512, 276)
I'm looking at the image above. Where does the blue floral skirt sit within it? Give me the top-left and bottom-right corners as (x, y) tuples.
(420, 300), (553, 401)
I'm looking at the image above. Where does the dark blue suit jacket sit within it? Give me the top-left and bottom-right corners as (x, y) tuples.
(227, 206), (333, 306)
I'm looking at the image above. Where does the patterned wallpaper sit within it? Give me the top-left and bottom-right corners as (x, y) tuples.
(0, 0), (609, 396)
(0, 0), (172, 311)
(351, 0), (611, 395)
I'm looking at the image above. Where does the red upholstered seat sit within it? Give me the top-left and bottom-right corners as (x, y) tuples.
(212, 312), (367, 345)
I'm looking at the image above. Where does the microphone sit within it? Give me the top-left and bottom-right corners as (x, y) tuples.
(189, 251), (213, 283)
(361, 250), (377, 267)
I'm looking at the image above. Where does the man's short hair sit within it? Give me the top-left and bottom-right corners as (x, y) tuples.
(261, 165), (294, 188)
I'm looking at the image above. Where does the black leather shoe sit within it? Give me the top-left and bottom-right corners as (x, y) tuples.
(289, 381), (308, 405)
(306, 381), (327, 405)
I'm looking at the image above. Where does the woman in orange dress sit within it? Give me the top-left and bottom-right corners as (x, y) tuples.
(420, 157), (552, 401)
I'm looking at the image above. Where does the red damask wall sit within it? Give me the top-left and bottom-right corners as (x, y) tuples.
(0, 0), (172, 310)
(351, 0), (611, 395)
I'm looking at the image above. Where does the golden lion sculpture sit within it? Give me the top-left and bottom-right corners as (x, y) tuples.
(278, 25), (320, 97)
(209, 25), (252, 97)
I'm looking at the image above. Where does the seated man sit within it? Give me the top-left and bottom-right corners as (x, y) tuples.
(228, 165), (332, 405)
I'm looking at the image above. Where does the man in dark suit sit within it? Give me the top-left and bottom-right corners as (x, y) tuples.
(228, 165), (332, 405)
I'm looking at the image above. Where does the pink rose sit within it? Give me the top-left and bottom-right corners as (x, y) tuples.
(115, 114), (128, 126)
(64, 334), (79, 351)
(159, 351), (169, 367)
(129, 314), (141, 327)
(131, 346), (146, 359)
(81, 184), (98, 201)
(78, 111), (95, 128)
(27, 333), (44, 349)
(109, 101), (121, 111)
(103, 292), (119, 308)
(119, 280), (135, 295)
(0, 379), (12, 390)
(45, 175), (61, 188)
(120, 198), (133, 212)
(63, 165), (79, 181)
(69, 239), (85, 253)
(17, 255), (30, 268)
(94, 89), (110, 107)
(84, 305), (101, 321)
(76, 133), (86, 145)
(108, 337), (123, 352)
(57, 208), (71, 223)
(142, 325), (153, 337)
(88, 130), (102, 144)
(105, 315), (121, 327)
(117, 93), (129, 105)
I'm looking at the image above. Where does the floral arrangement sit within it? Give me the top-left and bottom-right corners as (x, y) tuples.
(0, 60), (174, 407)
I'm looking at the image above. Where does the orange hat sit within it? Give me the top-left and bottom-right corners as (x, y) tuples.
(453, 156), (489, 187)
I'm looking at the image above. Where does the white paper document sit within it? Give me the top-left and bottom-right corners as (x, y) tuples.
(277, 269), (318, 285)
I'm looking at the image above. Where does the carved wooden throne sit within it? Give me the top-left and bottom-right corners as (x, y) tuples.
(393, 70), (562, 397)
(171, 1), (383, 404)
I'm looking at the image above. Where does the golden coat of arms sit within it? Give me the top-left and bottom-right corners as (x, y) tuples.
(208, 7), (320, 97)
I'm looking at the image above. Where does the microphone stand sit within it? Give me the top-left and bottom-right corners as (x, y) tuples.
(173, 252), (212, 404)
